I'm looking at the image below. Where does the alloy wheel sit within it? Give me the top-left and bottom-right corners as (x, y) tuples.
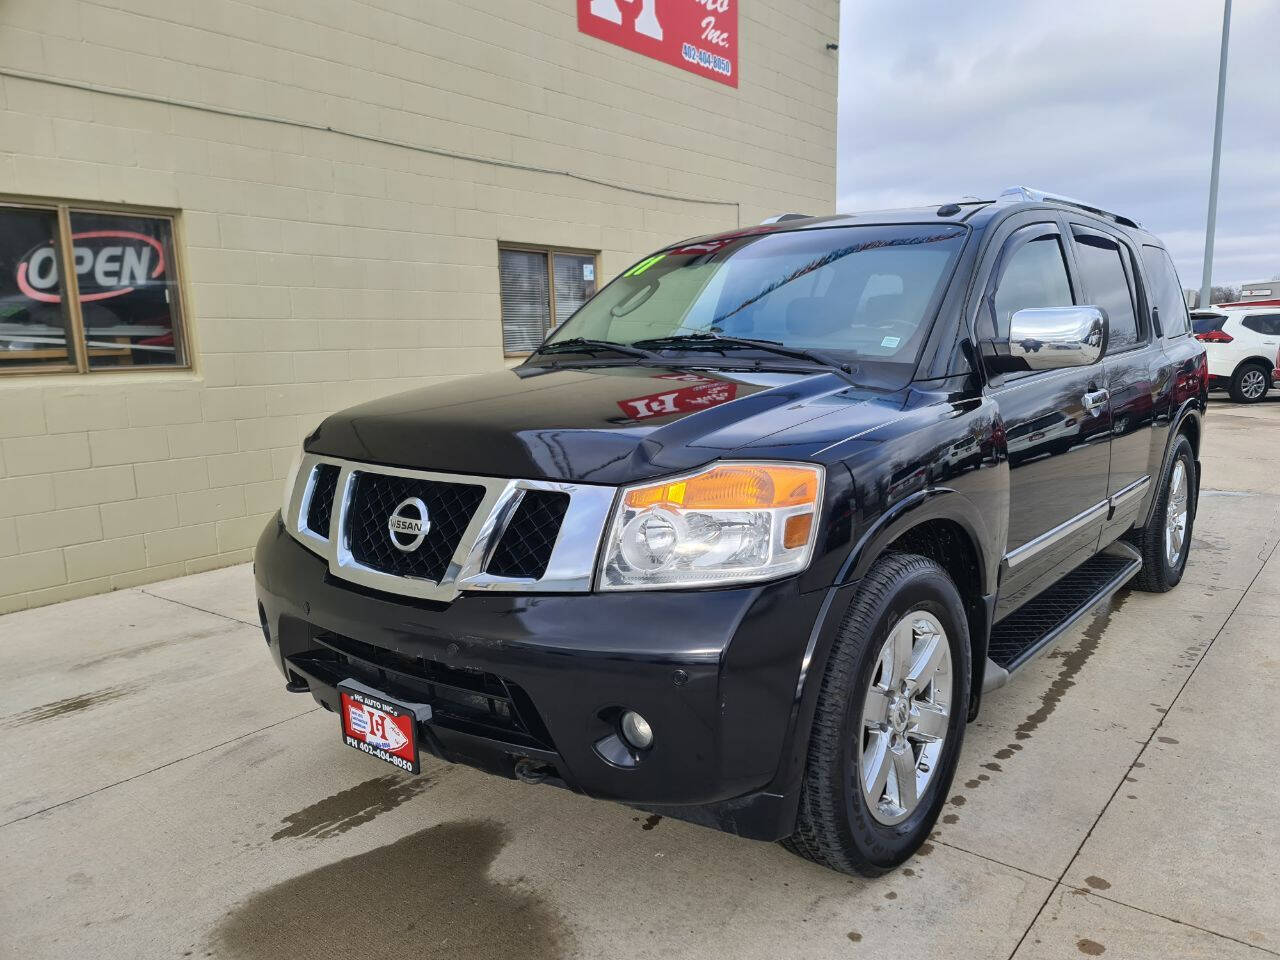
(858, 611), (952, 825)
(1165, 460), (1189, 567)
(1240, 368), (1266, 400)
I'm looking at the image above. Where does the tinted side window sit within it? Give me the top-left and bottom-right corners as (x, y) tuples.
(1242, 314), (1280, 335)
(987, 232), (1074, 339)
(1073, 229), (1140, 351)
(1141, 244), (1191, 337)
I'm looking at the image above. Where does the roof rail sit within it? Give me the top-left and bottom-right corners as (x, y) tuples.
(999, 186), (1141, 229)
(759, 213), (811, 224)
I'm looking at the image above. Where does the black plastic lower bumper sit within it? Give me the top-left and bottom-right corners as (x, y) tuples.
(253, 518), (833, 841)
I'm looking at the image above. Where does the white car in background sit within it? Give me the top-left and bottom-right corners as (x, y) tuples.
(1193, 305), (1280, 403)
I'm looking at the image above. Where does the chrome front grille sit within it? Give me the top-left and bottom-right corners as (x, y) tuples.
(346, 472), (486, 582)
(485, 490), (571, 579)
(303, 463), (340, 539)
(283, 454), (616, 602)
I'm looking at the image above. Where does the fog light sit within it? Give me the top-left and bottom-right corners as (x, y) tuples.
(620, 710), (653, 750)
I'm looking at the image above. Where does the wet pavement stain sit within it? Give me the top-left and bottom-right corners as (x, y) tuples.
(1015, 593), (1126, 742)
(1077, 938), (1106, 955)
(70, 627), (229, 671)
(847, 931), (863, 942)
(1084, 876), (1111, 890)
(1157, 736), (1179, 745)
(271, 774), (435, 841)
(640, 814), (662, 831)
(938, 595), (1127, 828)
(214, 820), (572, 960)
(8, 685), (134, 725)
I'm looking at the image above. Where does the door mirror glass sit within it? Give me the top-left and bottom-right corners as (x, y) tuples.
(1008, 306), (1106, 370)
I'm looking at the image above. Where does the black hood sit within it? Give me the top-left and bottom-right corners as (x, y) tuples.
(306, 363), (895, 484)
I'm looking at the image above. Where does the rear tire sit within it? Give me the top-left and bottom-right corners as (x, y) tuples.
(1129, 434), (1196, 592)
(781, 553), (970, 876)
(1229, 362), (1269, 403)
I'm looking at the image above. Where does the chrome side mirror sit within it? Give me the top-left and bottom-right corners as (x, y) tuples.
(1008, 306), (1106, 370)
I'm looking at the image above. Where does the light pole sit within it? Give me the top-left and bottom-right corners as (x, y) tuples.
(1199, 0), (1232, 309)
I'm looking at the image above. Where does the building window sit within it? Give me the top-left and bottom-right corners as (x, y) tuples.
(498, 245), (598, 355)
(0, 199), (189, 374)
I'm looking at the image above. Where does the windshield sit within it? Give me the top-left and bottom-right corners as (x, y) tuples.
(542, 224), (967, 364)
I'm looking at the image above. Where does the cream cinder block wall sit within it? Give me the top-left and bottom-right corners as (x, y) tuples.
(0, 0), (839, 613)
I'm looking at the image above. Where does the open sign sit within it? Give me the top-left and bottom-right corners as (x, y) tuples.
(16, 231), (166, 304)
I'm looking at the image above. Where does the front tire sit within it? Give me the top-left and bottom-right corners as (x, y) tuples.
(782, 553), (970, 876)
(1229, 362), (1269, 403)
(1129, 433), (1196, 592)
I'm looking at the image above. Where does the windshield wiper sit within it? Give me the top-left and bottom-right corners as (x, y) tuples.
(632, 333), (860, 385)
(536, 337), (657, 359)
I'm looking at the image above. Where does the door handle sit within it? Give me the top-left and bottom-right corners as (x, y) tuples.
(1082, 389), (1109, 417)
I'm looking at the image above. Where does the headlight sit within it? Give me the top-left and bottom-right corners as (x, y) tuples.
(281, 448), (304, 522)
(599, 462), (823, 590)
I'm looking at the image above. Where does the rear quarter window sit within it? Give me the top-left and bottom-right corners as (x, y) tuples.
(1241, 314), (1280, 336)
(1140, 245), (1192, 337)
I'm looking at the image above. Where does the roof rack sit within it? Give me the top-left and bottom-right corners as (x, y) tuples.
(999, 186), (1141, 229)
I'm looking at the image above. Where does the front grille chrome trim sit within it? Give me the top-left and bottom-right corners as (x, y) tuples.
(283, 453), (616, 601)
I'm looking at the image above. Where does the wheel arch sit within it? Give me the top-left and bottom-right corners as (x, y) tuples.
(840, 488), (998, 597)
(1234, 355), (1275, 376)
(770, 489), (1000, 816)
(815, 490), (997, 734)
(1141, 401), (1203, 530)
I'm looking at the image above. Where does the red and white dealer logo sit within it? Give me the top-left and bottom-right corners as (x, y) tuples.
(346, 701), (409, 753)
(339, 687), (420, 773)
(577, 0), (739, 88)
(617, 373), (739, 421)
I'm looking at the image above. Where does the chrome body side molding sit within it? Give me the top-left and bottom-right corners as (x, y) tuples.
(1108, 475), (1150, 514)
(1004, 501), (1109, 571)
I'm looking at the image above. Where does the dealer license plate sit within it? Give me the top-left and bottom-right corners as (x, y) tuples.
(338, 683), (425, 775)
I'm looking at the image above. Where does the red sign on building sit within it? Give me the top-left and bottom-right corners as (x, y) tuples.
(577, 0), (738, 88)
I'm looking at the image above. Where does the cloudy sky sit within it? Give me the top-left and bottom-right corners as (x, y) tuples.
(837, 1), (1279, 288)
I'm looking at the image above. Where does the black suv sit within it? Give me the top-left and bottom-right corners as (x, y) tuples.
(255, 187), (1207, 875)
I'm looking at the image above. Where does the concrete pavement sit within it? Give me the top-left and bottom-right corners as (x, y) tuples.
(2, 397), (1278, 960)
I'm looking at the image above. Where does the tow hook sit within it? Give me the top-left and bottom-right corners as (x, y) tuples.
(513, 757), (554, 784)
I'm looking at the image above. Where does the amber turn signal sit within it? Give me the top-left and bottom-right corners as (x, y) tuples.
(625, 463), (821, 511)
(783, 512), (814, 549)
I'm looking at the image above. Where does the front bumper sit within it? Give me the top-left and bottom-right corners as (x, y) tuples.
(254, 518), (830, 840)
